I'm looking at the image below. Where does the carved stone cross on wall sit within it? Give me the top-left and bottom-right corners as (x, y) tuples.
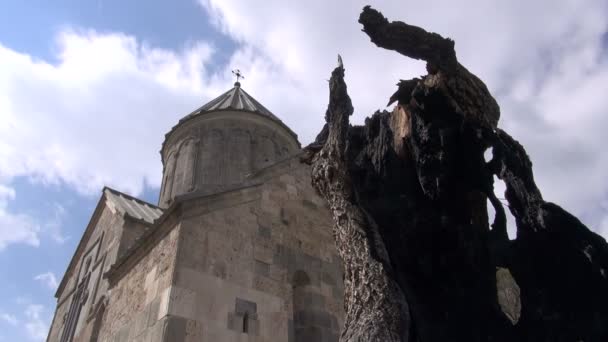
(60, 257), (92, 342)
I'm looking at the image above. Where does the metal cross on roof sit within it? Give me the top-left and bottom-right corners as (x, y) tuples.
(232, 69), (245, 84)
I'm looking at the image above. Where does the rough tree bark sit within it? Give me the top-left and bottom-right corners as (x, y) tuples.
(305, 6), (608, 342)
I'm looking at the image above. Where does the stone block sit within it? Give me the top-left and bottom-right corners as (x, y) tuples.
(280, 208), (291, 225)
(252, 274), (282, 294)
(235, 297), (257, 315)
(168, 286), (197, 320)
(147, 319), (165, 342)
(257, 225), (271, 238)
(273, 244), (295, 269)
(295, 254), (323, 286)
(329, 314), (339, 331)
(269, 263), (287, 282)
(314, 311), (333, 329)
(293, 291), (325, 311)
(332, 284), (342, 300)
(301, 199), (318, 210)
(144, 266), (159, 305)
(248, 317), (260, 335)
(114, 324), (129, 342)
(157, 286), (172, 321)
(227, 312), (240, 331)
(288, 319), (295, 342)
(178, 236), (208, 271)
(311, 194), (327, 207)
(253, 240), (274, 264)
(130, 305), (150, 338)
(279, 174), (296, 184)
(254, 260), (270, 277)
(185, 319), (204, 342)
(323, 330), (339, 342)
(210, 259), (227, 279)
(163, 315), (187, 342)
(294, 325), (322, 342)
(195, 289), (220, 321)
(293, 309), (335, 330)
(321, 272), (337, 286)
(299, 239), (320, 257)
(255, 212), (275, 230)
(147, 297), (161, 327)
(286, 184), (298, 198)
(263, 201), (281, 218)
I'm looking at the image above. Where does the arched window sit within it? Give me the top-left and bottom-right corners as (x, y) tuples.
(160, 151), (177, 206)
(173, 138), (198, 195)
(254, 135), (277, 169)
(228, 298), (258, 335)
(225, 129), (251, 184)
(292, 270), (339, 342)
(199, 129), (224, 186)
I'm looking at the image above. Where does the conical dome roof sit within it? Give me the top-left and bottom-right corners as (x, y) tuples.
(197, 82), (277, 118)
(175, 82), (296, 138)
(159, 82), (301, 208)
(162, 82), (300, 153)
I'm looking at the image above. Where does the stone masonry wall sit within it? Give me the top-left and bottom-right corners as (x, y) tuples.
(167, 156), (344, 342)
(48, 202), (125, 342)
(159, 112), (300, 208)
(99, 223), (180, 342)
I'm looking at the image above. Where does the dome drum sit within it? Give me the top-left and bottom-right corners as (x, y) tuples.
(159, 90), (300, 208)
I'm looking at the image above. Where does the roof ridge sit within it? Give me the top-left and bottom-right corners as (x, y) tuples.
(238, 87), (276, 118)
(191, 84), (283, 122)
(102, 186), (161, 209)
(161, 83), (301, 154)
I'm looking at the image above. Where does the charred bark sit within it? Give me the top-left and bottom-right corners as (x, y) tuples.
(306, 6), (608, 342)
(309, 61), (410, 342)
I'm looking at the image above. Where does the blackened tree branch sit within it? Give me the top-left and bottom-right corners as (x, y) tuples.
(311, 60), (410, 342)
(308, 5), (608, 342)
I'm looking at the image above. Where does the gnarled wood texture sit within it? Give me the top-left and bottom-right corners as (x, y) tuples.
(307, 6), (608, 342)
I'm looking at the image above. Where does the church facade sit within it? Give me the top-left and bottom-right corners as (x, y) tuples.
(46, 82), (344, 342)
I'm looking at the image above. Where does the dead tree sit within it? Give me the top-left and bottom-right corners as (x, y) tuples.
(306, 6), (608, 342)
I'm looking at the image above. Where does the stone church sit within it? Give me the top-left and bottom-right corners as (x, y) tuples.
(46, 82), (344, 342)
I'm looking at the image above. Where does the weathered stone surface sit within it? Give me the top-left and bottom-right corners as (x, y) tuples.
(48, 19), (342, 342)
(496, 267), (521, 325)
(159, 111), (301, 208)
(163, 315), (187, 341)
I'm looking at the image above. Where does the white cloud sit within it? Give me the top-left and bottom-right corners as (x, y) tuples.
(0, 184), (70, 250)
(34, 272), (59, 291)
(0, 28), (222, 250)
(24, 304), (48, 341)
(0, 30), (217, 196)
(0, 185), (40, 250)
(0, 0), (606, 241)
(0, 313), (18, 326)
(15, 296), (31, 305)
(43, 203), (68, 244)
(197, 0), (608, 237)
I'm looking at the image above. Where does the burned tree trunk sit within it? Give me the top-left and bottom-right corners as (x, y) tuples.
(306, 6), (608, 342)
(310, 62), (410, 342)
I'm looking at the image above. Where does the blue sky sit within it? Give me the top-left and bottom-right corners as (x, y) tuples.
(0, 0), (607, 340)
(0, 1), (235, 340)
